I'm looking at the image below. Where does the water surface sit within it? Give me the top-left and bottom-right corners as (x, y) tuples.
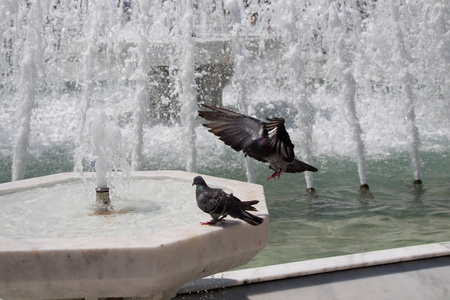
(240, 151), (450, 268)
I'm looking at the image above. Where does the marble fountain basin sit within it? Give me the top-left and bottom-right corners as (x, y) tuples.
(0, 171), (269, 299)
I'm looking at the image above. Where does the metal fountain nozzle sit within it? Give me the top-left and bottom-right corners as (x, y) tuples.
(95, 187), (111, 210)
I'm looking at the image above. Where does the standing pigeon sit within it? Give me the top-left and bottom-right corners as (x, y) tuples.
(198, 104), (318, 180)
(192, 176), (263, 226)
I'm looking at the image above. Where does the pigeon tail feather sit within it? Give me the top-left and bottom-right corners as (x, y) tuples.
(229, 210), (264, 226)
(239, 200), (259, 211)
(285, 159), (318, 173)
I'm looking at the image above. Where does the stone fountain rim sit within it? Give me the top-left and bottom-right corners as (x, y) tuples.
(0, 170), (268, 250)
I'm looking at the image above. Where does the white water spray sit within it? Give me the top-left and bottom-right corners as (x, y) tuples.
(11, 1), (43, 181)
(88, 110), (111, 189)
(81, 108), (130, 204)
(73, 1), (99, 173)
(131, 1), (151, 171)
(276, 1), (316, 190)
(389, 0), (421, 183)
(177, 0), (198, 173)
(326, 1), (369, 188)
(227, 0), (256, 183)
(1, 1), (449, 189)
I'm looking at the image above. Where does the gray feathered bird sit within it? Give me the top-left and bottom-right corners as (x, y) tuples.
(198, 105), (318, 180)
(192, 176), (263, 226)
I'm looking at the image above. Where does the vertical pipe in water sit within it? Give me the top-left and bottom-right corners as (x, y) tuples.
(12, 1), (42, 181)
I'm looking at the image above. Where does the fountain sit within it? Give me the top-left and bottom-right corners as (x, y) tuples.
(0, 0), (449, 298)
(0, 171), (269, 299)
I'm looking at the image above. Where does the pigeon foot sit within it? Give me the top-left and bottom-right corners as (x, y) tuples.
(201, 218), (226, 225)
(200, 220), (216, 225)
(267, 170), (283, 180)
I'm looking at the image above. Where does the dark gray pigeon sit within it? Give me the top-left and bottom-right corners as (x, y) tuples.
(192, 176), (263, 226)
(198, 104), (318, 180)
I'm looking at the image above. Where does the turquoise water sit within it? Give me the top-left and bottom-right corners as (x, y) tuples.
(1, 148), (449, 268)
(240, 151), (450, 268)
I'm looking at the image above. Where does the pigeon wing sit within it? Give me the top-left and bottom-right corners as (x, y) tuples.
(263, 118), (295, 162)
(199, 188), (234, 215)
(199, 105), (263, 152)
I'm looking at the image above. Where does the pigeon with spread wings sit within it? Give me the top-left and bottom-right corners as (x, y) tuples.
(198, 105), (318, 180)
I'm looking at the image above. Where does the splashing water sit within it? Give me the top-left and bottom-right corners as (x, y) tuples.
(1, 1), (448, 185)
(74, 107), (130, 196)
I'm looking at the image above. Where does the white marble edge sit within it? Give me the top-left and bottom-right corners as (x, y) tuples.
(179, 241), (450, 294)
(0, 172), (82, 195)
(0, 170), (269, 251)
(0, 170), (264, 198)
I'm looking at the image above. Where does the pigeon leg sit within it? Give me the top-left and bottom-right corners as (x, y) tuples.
(267, 171), (276, 180)
(267, 170), (283, 180)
